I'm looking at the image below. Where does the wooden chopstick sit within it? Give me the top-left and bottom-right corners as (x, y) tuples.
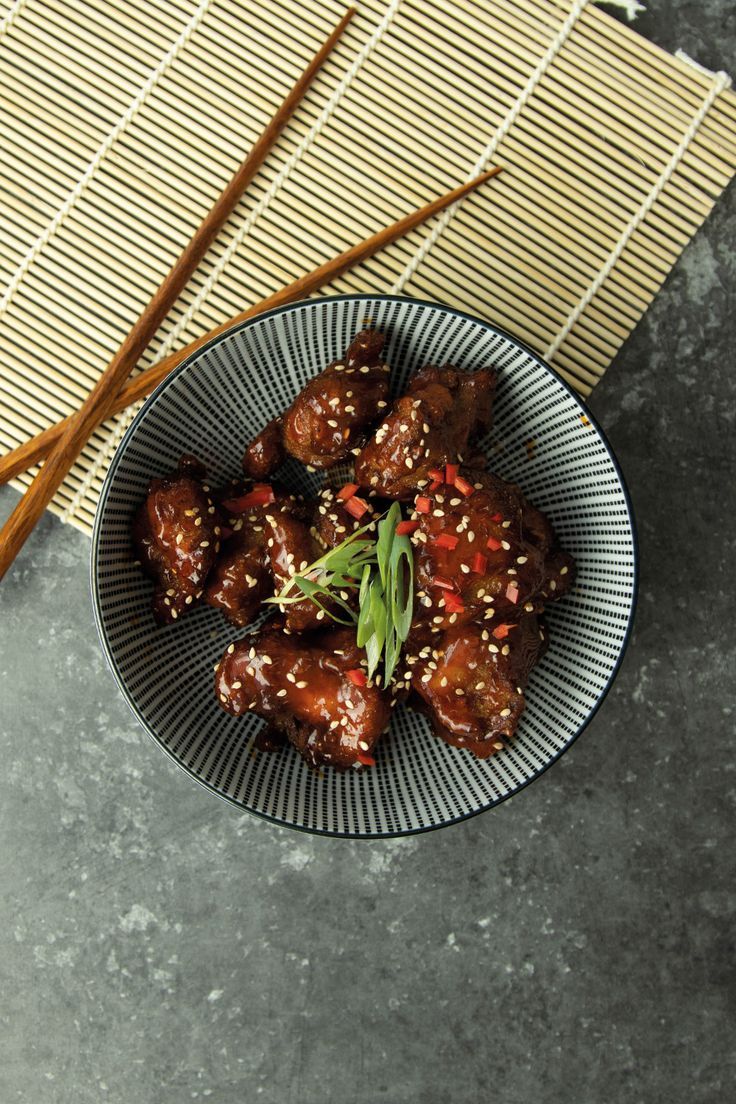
(0, 167), (502, 488)
(0, 8), (356, 580)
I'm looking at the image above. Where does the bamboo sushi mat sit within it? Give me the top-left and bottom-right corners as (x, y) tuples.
(1, 0), (735, 536)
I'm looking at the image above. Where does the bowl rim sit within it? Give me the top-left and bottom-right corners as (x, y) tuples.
(90, 292), (639, 839)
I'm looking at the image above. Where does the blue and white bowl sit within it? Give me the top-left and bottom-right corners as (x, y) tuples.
(91, 295), (637, 837)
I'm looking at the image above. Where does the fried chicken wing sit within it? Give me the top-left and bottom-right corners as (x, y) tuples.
(215, 626), (391, 769)
(132, 455), (223, 624)
(409, 467), (574, 632)
(264, 511), (337, 633)
(241, 329), (390, 476)
(311, 486), (379, 551)
(411, 615), (546, 757)
(354, 365), (495, 499)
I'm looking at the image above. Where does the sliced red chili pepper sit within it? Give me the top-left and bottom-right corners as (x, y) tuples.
(454, 475), (475, 497)
(415, 496), (431, 514)
(428, 467), (444, 483)
(433, 533), (459, 551)
(486, 536), (502, 552)
(492, 623), (515, 640)
(396, 520), (419, 535)
(344, 495), (369, 519)
(222, 485), (275, 511)
(357, 751), (376, 767)
(444, 463), (458, 485)
(433, 575), (456, 590)
(472, 552), (488, 574)
(337, 482), (359, 501)
(347, 668), (367, 687)
(506, 584), (519, 604)
(428, 480), (442, 493)
(490, 512), (503, 523)
(442, 591), (465, 613)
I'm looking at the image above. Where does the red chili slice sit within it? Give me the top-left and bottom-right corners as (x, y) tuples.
(344, 495), (370, 519)
(222, 485), (275, 511)
(454, 475), (475, 497)
(433, 575), (456, 590)
(357, 751), (376, 767)
(492, 623), (515, 640)
(486, 536), (502, 552)
(433, 533), (459, 551)
(428, 480), (442, 493)
(337, 482), (359, 501)
(506, 584), (519, 604)
(415, 496), (431, 514)
(396, 520), (419, 535)
(347, 668), (367, 687)
(442, 591), (465, 613)
(472, 552), (488, 574)
(490, 512), (503, 523)
(444, 463), (458, 485)
(428, 467), (444, 483)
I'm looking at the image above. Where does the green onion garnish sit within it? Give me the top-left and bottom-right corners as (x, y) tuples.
(265, 502), (414, 685)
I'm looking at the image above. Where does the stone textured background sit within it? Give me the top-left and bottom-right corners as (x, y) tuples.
(1, 3), (734, 1101)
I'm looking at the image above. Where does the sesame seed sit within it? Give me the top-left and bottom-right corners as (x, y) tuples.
(358, 740), (370, 751)
(330, 719), (339, 730)
(377, 400), (387, 408)
(421, 673), (432, 683)
(170, 609), (178, 619)
(200, 541), (210, 548)
(493, 741), (504, 750)
(440, 676), (448, 687)
(460, 563), (470, 574)
(524, 602), (534, 612)
(360, 365), (370, 373)
(433, 509), (444, 518)
(502, 520), (511, 528)
(517, 556), (528, 564)
(450, 497), (461, 506)
(175, 533), (183, 545)
(340, 716), (349, 726)
(277, 689), (287, 698)
(550, 580), (557, 591)
(231, 680), (242, 689)
(194, 517), (202, 527)
(507, 568), (517, 575)
(475, 681), (485, 690)
(500, 708), (511, 717)
(467, 531), (475, 543)
(247, 666), (255, 676)
(501, 644), (510, 655)
(560, 566), (569, 575)
(262, 655), (273, 664)
(316, 610), (325, 620)
(455, 688), (465, 696)
(220, 694), (228, 703)
(405, 457), (414, 469)
(327, 419), (338, 428)
(489, 644), (499, 653)
(481, 630), (489, 641)
(501, 540), (511, 550)
(286, 673), (296, 683)
(185, 595), (193, 604)
(296, 681), (307, 689)
(227, 644), (235, 654)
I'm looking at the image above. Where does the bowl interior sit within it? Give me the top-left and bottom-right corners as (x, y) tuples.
(92, 295), (636, 837)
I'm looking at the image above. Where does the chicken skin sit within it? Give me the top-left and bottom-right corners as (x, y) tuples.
(132, 455), (224, 624)
(410, 467), (575, 632)
(354, 365), (496, 499)
(411, 615), (546, 758)
(242, 329), (390, 476)
(215, 626), (392, 769)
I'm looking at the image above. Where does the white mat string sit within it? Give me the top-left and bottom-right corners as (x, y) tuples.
(0, 0), (28, 38)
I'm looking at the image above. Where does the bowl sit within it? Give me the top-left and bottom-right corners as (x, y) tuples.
(91, 294), (637, 837)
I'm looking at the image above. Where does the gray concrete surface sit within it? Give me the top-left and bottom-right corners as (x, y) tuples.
(1, 3), (734, 1102)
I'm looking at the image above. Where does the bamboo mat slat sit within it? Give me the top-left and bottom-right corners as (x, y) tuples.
(0, 0), (734, 536)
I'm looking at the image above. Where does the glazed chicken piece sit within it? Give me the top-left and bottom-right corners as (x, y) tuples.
(215, 626), (392, 770)
(132, 455), (223, 624)
(311, 485), (380, 551)
(242, 417), (285, 480)
(354, 364), (496, 499)
(411, 615), (546, 758)
(242, 329), (390, 476)
(264, 511), (341, 633)
(203, 482), (300, 627)
(410, 467), (574, 632)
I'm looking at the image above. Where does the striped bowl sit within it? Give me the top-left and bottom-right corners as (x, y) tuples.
(91, 295), (637, 837)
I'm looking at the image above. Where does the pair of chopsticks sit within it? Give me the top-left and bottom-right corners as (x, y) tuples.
(0, 7), (501, 581)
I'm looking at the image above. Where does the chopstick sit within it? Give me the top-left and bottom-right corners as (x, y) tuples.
(0, 167), (502, 488)
(0, 8), (356, 580)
